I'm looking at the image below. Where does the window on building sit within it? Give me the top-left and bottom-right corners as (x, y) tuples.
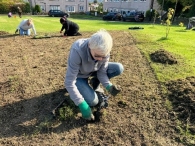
(40, 5), (45, 11)
(113, 9), (118, 12)
(108, 8), (113, 12)
(50, 5), (60, 10)
(140, 0), (146, 1)
(79, 6), (84, 12)
(66, 6), (75, 12)
(134, 0), (138, 1)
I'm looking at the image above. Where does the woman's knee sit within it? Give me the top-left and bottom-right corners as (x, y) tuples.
(117, 63), (124, 75)
(113, 62), (124, 76)
(107, 62), (124, 78)
(86, 94), (99, 107)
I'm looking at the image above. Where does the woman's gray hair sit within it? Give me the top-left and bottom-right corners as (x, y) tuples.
(88, 29), (113, 55)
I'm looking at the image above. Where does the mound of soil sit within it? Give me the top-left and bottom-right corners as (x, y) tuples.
(150, 49), (177, 64)
(166, 76), (195, 134)
(0, 31), (9, 35)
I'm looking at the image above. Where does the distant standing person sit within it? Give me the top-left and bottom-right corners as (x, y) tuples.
(60, 16), (82, 36)
(15, 19), (36, 36)
(17, 6), (22, 18)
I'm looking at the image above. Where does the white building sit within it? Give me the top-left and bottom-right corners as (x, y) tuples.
(103, 0), (160, 15)
(28, 0), (89, 13)
(27, 0), (160, 14)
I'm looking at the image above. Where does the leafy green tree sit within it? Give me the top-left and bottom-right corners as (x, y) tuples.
(157, 0), (194, 17)
(97, 3), (103, 13)
(0, 1), (15, 13)
(23, 2), (30, 13)
(157, 0), (194, 6)
(0, 0), (27, 13)
(179, 0), (194, 6)
(0, 0), (23, 2)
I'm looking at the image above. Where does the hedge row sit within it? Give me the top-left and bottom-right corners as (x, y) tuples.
(0, 2), (30, 13)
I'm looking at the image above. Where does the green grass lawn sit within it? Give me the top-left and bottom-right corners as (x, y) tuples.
(130, 24), (195, 82)
(0, 14), (195, 83)
(0, 14), (132, 33)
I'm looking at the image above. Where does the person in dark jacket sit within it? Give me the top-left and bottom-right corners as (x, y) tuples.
(60, 16), (81, 36)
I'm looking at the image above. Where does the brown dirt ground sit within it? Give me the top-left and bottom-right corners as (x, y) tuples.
(0, 30), (194, 146)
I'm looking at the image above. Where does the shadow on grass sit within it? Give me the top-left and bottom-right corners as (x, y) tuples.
(157, 37), (169, 41)
(175, 30), (188, 32)
(0, 87), (86, 138)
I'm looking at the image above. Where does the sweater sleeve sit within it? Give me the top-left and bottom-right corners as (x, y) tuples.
(61, 25), (65, 32)
(31, 24), (36, 35)
(17, 20), (25, 29)
(65, 48), (84, 106)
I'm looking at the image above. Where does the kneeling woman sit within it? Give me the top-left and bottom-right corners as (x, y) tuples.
(15, 19), (36, 36)
(60, 16), (81, 36)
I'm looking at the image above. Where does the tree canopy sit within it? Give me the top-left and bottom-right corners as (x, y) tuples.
(0, 0), (30, 13)
(0, 0), (23, 2)
(157, 0), (194, 6)
(157, 0), (195, 17)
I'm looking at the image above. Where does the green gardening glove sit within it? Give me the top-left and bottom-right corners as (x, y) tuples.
(106, 84), (121, 96)
(78, 100), (94, 120)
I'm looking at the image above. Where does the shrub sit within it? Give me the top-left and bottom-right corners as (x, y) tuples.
(0, 1), (27, 14)
(33, 4), (41, 13)
(0, 1), (13, 13)
(23, 2), (31, 13)
(145, 9), (159, 21)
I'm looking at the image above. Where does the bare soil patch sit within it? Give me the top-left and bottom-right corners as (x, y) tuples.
(0, 31), (9, 35)
(166, 77), (195, 132)
(0, 30), (194, 145)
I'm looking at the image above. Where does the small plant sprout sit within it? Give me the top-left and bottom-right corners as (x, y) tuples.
(165, 8), (175, 38)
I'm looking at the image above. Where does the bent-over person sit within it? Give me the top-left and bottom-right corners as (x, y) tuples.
(15, 19), (36, 36)
(65, 29), (124, 120)
(60, 16), (81, 36)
